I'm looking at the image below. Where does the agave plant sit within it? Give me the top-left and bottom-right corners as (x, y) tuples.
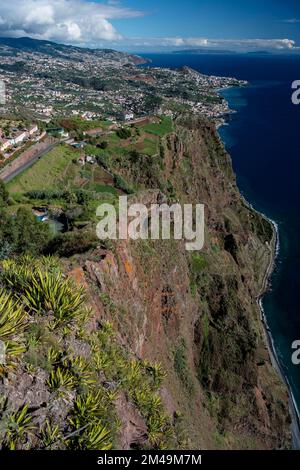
(93, 350), (114, 372)
(23, 269), (85, 325)
(1, 256), (60, 290)
(47, 367), (76, 392)
(67, 422), (112, 450)
(40, 420), (61, 448)
(147, 416), (164, 446)
(132, 387), (163, 420)
(64, 356), (96, 388)
(4, 404), (35, 450)
(47, 347), (63, 367)
(142, 361), (167, 389)
(70, 391), (106, 426)
(0, 290), (28, 341)
(125, 360), (143, 389)
(0, 293), (27, 376)
(38, 256), (60, 274)
(5, 340), (27, 358)
(1, 257), (33, 291)
(147, 413), (170, 446)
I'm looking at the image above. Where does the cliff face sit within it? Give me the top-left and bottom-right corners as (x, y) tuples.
(0, 116), (291, 450)
(81, 115), (291, 449)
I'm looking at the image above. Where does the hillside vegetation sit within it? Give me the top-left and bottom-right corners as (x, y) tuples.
(0, 115), (291, 450)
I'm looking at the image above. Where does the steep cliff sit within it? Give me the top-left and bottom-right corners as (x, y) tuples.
(0, 115), (291, 450)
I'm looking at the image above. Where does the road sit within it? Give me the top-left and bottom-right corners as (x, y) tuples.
(1, 140), (61, 183)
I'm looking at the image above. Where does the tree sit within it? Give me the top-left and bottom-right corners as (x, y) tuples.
(116, 128), (131, 139)
(98, 141), (108, 150)
(129, 150), (140, 164)
(12, 208), (51, 255)
(0, 180), (9, 207)
(143, 94), (163, 112)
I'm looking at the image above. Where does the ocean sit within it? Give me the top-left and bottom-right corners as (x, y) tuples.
(140, 53), (300, 424)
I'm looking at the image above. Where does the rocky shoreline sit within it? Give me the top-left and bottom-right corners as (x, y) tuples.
(217, 121), (299, 448)
(257, 214), (300, 449)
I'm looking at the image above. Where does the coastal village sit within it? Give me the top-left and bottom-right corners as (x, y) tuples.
(0, 39), (246, 170)
(0, 39), (248, 233)
(0, 38), (246, 130)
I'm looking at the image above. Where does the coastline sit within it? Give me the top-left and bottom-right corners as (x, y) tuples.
(217, 113), (300, 448)
(256, 213), (300, 449)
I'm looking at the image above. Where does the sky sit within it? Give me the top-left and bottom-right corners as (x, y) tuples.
(0, 0), (300, 52)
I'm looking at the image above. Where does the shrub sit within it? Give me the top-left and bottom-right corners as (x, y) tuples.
(116, 127), (131, 139)
(0, 180), (9, 206)
(45, 230), (98, 257)
(3, 404), (34, 450)
(18, 208), (52, 254)
(0, 290), (28, 341)
(174, 338), (194, 394)
(23, 269), (85, 325)
(114, 174), (134, 194)
(47, 367), (76, 392)
(190, 252), (208, 274)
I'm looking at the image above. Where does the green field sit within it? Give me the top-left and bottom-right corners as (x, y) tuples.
(141, 116), (173, 137)
(59, 117), (113, 132)
(7, 145), (79, 194)
(7, 116), (174, 202)
(7, 144), (118, 202)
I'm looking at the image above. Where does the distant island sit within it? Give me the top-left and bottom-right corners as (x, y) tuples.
(246, 50), (272, 55)
(173, 48), (273, 55)
(173, 47), (236, 54)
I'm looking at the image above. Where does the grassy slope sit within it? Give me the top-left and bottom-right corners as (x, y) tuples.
(7, 145), (79, 193)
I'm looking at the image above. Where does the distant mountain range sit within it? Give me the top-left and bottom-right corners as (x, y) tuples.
(173, 47), (236, 54)
(173, 47), (273, 55)
(0, 36), (147, 64)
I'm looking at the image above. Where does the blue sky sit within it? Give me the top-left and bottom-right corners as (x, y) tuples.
(112, 0), (300, 42)
(1, 1), (300, 52)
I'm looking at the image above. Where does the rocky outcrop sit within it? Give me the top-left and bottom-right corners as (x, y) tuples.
(0, 115), (291, 450)
(78, 115), (291, 449)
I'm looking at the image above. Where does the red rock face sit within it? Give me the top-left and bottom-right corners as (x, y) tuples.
(77, 116), (291, 449)
(0, 116), (290, 450)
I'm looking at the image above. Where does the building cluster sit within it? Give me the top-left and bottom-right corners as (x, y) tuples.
(0, 123), (41, 155)
(0, 42), (246, 127)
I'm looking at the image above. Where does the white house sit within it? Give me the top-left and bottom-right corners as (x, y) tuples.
(13, 131), (28, 145)
(86, 155), (96, 164)
(124, 113), (134, 121)
(0, 139), (12, 152)
(29, 125), (38, 135)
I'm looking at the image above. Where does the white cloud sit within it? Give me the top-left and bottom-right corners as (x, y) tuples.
(0, 0), (143, 43)
(0, 2), (297, 52)
(122, 37), (296, 51)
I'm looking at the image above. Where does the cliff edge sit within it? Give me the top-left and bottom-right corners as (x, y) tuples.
(0, 115), (291, 450)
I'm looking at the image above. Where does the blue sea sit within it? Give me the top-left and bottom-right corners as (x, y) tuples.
(141, 53), (300, 421)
